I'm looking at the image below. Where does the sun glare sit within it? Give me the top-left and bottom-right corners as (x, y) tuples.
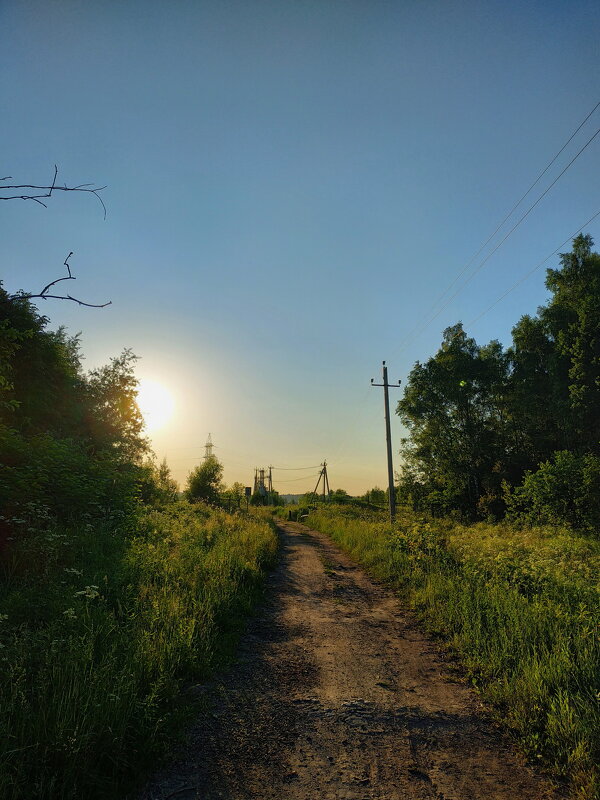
(137, 379), (175, 431)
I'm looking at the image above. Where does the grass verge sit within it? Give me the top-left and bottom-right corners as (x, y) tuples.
(0, 502), (278, 799)
(305, 506), (600, 800)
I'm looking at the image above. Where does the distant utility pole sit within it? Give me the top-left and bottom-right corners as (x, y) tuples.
(311, 461), (330, 502)
(371, 361), (401, 524)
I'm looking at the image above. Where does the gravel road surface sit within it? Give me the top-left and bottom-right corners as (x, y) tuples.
(138, 520), (557, 800)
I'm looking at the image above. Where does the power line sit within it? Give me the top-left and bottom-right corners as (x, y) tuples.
(393, 104), (600, 354)
(271, 464), (321, 471)
(395, 123), (600, 355)
(426, 101), (599, 314)
(275, 473), (321, 484)
(466, 209), (600, 327)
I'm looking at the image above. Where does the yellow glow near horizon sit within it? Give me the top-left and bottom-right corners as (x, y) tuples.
(137, 379), (175, 431)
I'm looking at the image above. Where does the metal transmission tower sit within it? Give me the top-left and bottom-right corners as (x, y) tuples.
(371, 362), (401, 524)
(311, 461), (330, 502)
(203, 433), (214, 460)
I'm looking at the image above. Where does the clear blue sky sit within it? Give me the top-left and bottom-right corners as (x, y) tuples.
(2, 0), (599, 493)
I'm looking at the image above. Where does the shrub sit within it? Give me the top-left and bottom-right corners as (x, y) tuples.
(506, 451), (600, 532)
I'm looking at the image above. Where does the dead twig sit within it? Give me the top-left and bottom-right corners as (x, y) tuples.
(1, 165), (107, 218)
(10, 252), (112, 308)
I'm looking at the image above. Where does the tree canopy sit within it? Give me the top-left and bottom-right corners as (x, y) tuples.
(185, 456), (224, 505)
(0, 286), (151, 525)
(397, 234), (600, 528)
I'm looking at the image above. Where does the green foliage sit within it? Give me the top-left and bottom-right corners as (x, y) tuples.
(185, 455), (224, 504)
(307, 507), (600, 798)
(249, 489), (281, 506)
(225, 481), (246, 503)
(544, 234), (600, 451)
(398, 235), (600, 526)
(329, 488), (350, 503)
(398, 323), (508, 517)
(0, 287), (280, 797)
(0, 287), (84, 435)
(85, 349), (147, 460)
(0, 503), (278, 800)
(361, 486), (386, 506)
(136, 457), (180, 506)
(0, 289), (150, 531)
(0, 426), (139, 526)
(506, 451), (600, 532)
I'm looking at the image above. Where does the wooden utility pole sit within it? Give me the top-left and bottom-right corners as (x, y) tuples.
(371, 361), (401, 524)
(311, 461), (330, 502)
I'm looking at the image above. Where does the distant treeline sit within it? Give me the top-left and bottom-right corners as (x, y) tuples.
(397, 234), (600, 530)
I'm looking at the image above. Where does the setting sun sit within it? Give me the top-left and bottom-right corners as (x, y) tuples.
(137, 379), (175, 431)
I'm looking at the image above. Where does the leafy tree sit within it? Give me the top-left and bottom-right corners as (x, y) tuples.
(397, 324), (509, 517)
(0, 286), (87, 436)
(0, 290), (152, 526)
(505, 313), (568, 469)
(249, 487), (281, 506)
(506, 235), (600, 460)
(221, 481), (246, 509)
(329, 488), (350, 503)
(157, 458), (179, 500)
(361, 487), (386, 506)
(396, 235), (600, 525)
(228, 482), (246, 502)
(185, 456), (224, 505)
(86, 349), (148, 461)
(541, 234), (600, 452)
(137, 457), (179, 506)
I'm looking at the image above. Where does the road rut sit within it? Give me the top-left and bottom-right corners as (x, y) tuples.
(139, 520), (557, 800)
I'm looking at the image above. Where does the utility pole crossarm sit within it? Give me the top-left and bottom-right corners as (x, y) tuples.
(371, 361), (401, 525)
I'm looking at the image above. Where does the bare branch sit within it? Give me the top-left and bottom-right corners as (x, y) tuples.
(25, 294), (112, 308)
(39, 252), (75, 295)
(0, 165), (107, 218)
(9, 252), (112, 309)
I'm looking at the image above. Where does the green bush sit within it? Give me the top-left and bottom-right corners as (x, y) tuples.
(185, 456), (223, 505)
(506, 451), (600, 532)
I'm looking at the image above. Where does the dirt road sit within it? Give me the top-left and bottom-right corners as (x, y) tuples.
(139, 521), (556, 800)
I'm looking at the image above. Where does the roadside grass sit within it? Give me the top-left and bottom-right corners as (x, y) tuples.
(306, 506), (600, 800)
(0, 502), (278, 800)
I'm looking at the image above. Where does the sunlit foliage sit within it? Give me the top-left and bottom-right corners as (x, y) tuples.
(185, 455), (224, 505)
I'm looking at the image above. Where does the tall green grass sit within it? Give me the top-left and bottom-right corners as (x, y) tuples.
(306, 506), (600, 800)
(0, 502), (278, 799)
